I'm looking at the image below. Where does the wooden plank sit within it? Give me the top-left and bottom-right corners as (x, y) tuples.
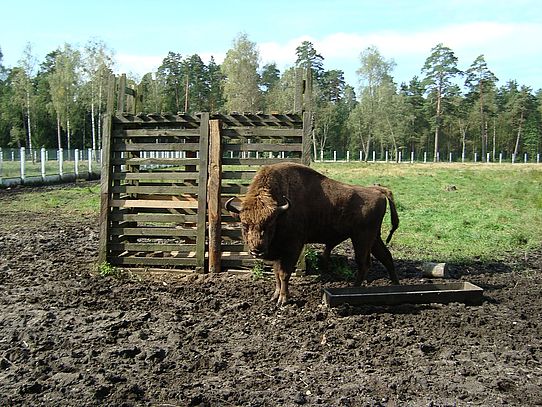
(221, 170), (257, 180)
(195, 113), (210, 273)
(118, 128), (200, 137)
(224, 143), (302, 152)
(111, 257), (197, 266)
(221, 128), (302, 139)
(117, 74), (126, 114)
(222, 158), (302, 166)
(112, 172), (199, 181)
(110, 243), (197, 252)
(111, 185), (199, 195)
(111, 157), (200, 166)
(220, 184), (249, 195)
(109, 213), (198, 223)
(110, 227), (197, 237)
(99, 110), (114, 264)
(113, 142), (201, 152)
(208, 119), (222, 273)
(302, 111), (312, 165)
(110, 199), (198, 209)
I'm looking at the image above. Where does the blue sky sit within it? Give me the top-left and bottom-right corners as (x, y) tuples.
(1, 0), (541, 90)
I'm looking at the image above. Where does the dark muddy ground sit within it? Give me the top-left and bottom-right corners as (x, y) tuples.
(0, 184), (541, 406)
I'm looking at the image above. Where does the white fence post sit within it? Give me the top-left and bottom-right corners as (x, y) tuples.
(88, 148), (93, 173)
(524, 153), (528, 163)
(537, 153), (540, 164)
(385, 150), (389, 163)
(512, 153), (516, 164)
(474, 153), (478, 163)
(20, 147), (26, 181)
(41, 148), (46, 179)
(449, 152), (453, 163)
(58, 148), (64, 177)
(359, 151), (362, 161)
(0, 148), (3, 177)
(499, 152), (503, 164)
(75, 148), (79, 177)
(372, 151), (376, 162)
(333, 151), (337, 162)
(398, 151), (402, 163)
(411, 151), (414, 163)
(423, 152), (427, 163)
(346, 151), (350, 162)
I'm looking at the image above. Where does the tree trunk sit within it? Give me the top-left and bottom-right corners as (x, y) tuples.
(513, 110), (524, 158)
(57, 114), (62, 149)
(26, 90), (32, 151)
(434, 86), (442, 162)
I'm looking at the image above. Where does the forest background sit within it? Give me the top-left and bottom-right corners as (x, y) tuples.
(0, 33), (540, 162)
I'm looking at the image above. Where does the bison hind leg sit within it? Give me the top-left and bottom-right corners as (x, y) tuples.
(351, 236), (373, 286)
(372, 237), (399, 285)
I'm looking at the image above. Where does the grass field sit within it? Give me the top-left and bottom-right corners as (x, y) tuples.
(2, 163), (541, 264)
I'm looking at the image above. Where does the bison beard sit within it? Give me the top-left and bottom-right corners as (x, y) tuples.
(226, 162), (400, 306)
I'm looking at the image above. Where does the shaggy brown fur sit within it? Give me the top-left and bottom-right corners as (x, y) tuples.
(226, 162), (399, 305)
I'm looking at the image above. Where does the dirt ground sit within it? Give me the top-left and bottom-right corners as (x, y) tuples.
(0, 184), (541, 406)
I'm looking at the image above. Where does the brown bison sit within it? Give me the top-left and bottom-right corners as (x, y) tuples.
(226, 162), (399, 305)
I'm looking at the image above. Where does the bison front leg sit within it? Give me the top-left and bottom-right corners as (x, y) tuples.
(271, 247), (303, 306)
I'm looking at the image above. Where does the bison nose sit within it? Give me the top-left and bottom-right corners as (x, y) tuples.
(250, 249), (264, 258)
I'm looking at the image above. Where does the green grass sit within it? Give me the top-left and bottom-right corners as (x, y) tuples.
(0, 184), (100, 216)
(1, 163), (541, 265)
(314, 162), (542, 263)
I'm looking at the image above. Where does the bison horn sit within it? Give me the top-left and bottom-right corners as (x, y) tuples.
(225, 197), (241, 214)
(277, 196), (291, 213)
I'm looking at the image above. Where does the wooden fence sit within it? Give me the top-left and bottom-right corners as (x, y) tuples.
(99, 73), (312, 273)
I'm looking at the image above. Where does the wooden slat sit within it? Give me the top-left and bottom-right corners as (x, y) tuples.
(111, 257), (197, 266)
(114, 128), (200, 138)
(112, 172), (199, 181)
(111, 157), (200, 166)
(224, 143), (302, 152)
(221, 184), (249, 194)
(109, 213), (198, 223)
(221, 170), (257, 179)
(110, 243), (197, 252)
(221, 128), (302, 139)
(113, 142), (200, 152)
(110, 199), (198, 209)
(111, 185), (199, 195)
(222, 158), (302, 166)
(110, 227), (197, 237)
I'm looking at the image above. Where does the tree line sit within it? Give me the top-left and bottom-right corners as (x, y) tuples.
(1, 33), (541, 161)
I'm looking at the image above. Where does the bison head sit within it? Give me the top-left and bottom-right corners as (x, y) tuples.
(226, 193), (290, 259)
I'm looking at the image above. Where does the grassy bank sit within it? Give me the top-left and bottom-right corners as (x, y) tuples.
(1, 163), (541, 264)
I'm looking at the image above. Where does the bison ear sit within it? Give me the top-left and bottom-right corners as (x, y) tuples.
(277, 196), (290, 213)
(225, 197), (242, 215)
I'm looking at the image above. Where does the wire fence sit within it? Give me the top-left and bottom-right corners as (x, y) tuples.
(0, 147), (102, 187)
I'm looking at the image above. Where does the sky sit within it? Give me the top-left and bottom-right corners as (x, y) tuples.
(1, 0), (542, 91)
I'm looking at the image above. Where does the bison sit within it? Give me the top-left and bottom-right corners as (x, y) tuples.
(226, 162), (399, 306)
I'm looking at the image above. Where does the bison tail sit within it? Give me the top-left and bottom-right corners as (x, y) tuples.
(373, 186), (399, 244)
(385, 190), (399, 244)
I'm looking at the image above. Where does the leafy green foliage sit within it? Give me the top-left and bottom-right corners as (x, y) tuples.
(251, 260), (265, 280)
(97, 262), (122, 278)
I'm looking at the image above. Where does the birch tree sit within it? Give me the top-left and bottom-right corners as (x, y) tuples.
(48, 44), (81, 150)
(12, 43), (37, 150)
(222, 33), (261, 112)
(83, 40), (114, 150)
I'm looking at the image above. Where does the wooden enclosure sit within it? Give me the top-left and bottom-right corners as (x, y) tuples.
(99, 112), (311, 273)
(99, 73), (312, 273)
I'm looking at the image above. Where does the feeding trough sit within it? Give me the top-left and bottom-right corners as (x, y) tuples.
(322, 281), (483, 307)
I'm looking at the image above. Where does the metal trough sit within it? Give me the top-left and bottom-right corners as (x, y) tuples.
(322, 282), (484, 307)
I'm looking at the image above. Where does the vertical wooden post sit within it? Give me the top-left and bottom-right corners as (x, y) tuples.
(302, 111), (312, 166)
(195, 113), (210, 273)
(208, 119), (222, 273)
(117, 74), (126, 114)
